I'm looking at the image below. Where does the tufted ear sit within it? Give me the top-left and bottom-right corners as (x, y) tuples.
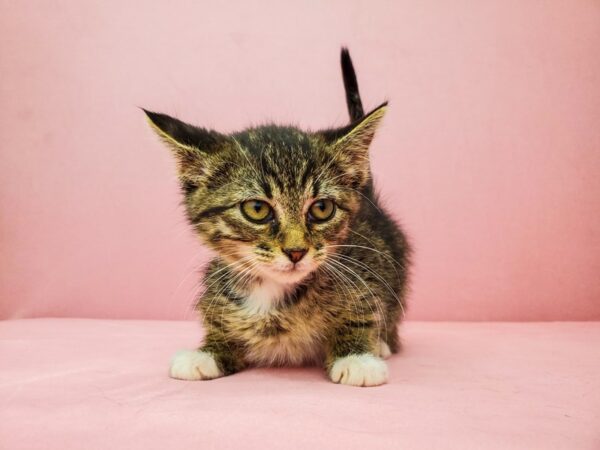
(143, 109), (228, 188)
(319, 102), (388, 188)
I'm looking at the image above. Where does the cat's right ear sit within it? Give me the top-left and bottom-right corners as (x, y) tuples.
(142, 109), (226, 180)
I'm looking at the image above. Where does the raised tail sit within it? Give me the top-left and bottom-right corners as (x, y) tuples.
(341, 47), (364, 122)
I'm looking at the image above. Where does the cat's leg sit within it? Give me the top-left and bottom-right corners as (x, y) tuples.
(324, 323), (388, 387)
(377, 319), (402, 358)
(375, 339), (392, 359)
(169, 329), (245, 381)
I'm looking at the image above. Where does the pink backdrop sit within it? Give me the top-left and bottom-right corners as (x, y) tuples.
(1, 1), (599, 321)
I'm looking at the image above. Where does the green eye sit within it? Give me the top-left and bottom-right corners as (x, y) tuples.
(308, 199), (336, 222)
(241, 200), (273, 224)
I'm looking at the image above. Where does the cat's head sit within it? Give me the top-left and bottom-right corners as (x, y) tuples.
(144, 103), (386, 285)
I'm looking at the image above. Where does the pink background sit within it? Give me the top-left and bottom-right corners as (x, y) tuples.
(1, 0), (599, 321)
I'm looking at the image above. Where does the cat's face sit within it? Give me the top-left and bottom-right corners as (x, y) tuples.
(145, 104), (386, 285)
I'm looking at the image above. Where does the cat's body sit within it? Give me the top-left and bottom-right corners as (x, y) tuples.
(198, 186), (409, 371)
(146, 49), (410, 386)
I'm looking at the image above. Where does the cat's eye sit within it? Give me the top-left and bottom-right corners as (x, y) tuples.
(308, 199), (336, 222)
(241, 200), (273, 224)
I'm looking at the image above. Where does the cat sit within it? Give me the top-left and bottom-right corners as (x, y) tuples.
(143, 48), (410, 387)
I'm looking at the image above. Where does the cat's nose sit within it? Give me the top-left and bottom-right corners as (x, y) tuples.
(283, 248), (308, 264)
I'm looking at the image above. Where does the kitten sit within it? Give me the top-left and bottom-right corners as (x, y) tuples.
(144, 48), (410, 387)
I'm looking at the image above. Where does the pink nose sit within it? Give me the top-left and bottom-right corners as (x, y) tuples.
(283, 248), (308, 263)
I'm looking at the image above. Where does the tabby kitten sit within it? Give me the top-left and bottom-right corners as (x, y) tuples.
(144, 49), (410, 387)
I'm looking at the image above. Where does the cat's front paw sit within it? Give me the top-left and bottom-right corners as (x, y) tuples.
(169, 350), (223, 380)
(329, 354), (388, 387)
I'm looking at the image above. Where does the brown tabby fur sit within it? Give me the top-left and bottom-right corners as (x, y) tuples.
(144, 49), (410, 383)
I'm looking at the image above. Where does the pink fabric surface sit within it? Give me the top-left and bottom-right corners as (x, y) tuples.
(1, 319), (598, 449)
(1, 1), (600, 321)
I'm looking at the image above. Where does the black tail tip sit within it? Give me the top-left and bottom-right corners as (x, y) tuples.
(341, 47), (351, 61)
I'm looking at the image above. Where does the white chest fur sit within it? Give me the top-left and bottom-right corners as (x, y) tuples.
(234, 279), (323, 366)
(242, 278), (290, 315)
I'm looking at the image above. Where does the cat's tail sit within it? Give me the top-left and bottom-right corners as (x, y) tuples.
(341, 47), (364, 122)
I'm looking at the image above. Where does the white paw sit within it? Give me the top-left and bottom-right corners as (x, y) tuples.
(329, 354), (389, 387)
(169, 350), (223, 380)
(376, 340), (392, 359)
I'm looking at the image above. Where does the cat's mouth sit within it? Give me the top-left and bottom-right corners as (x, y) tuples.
(275, 264), (302, 273)
(271, 265), (309, 277)
(258, 261), (315, 284)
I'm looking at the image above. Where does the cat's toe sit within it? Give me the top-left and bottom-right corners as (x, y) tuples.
(329, 353), (388, 387)
(169, 350), (223, 380)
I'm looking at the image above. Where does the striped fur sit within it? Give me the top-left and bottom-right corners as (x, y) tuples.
(145, 49), (410, 386)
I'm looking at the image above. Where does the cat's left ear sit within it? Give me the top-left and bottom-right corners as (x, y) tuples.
(143, 109), (227, 183)
(319, 102), (388, 187)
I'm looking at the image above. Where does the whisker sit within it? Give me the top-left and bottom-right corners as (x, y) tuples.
(202, 258), (258, 320)
(328, 252), (404, 316)
(324, 259), (386, 347)
(189, 256), (255, 320)
(324, 244), (405, 269)
(321, 263), (368, 348)
(338, 185), (383, 214)
(329, 253), (405, 319)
